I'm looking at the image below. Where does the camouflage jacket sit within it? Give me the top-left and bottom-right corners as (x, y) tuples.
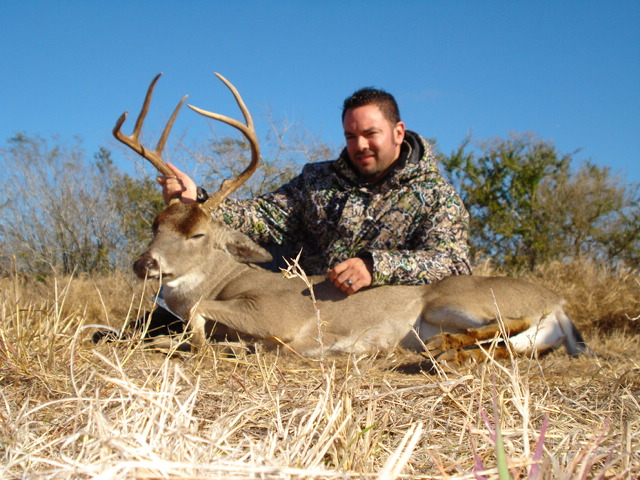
(217, 130), (472, 285)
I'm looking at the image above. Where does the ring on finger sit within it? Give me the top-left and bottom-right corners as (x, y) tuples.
(345, 279), (353, 286)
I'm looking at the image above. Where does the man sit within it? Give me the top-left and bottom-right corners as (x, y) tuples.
(160, 87), (472, 294)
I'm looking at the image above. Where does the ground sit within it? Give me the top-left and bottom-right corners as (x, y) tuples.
(1, 264), (639, 479)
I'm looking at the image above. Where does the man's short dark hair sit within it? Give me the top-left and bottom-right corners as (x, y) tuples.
(342, 87), (401, 125)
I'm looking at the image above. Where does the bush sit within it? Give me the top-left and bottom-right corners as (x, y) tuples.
(439, 132), (640, 270)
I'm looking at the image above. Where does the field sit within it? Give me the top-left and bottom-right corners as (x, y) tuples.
(1, 260), (639, 479)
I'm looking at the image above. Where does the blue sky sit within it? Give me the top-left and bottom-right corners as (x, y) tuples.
(2, 1), (639, 184)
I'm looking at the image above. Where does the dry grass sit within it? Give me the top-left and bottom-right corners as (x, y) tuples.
(1, 260), (639, 479)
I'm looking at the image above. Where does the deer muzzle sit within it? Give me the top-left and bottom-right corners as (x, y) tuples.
(133, 255), (161, 280)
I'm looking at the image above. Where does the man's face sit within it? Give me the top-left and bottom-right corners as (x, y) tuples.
(343, 104), (405, 183)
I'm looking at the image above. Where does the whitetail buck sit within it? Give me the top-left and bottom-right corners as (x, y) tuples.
(114, 73), (590, 361)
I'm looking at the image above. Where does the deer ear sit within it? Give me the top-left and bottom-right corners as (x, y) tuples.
(224, 230), (273, 264)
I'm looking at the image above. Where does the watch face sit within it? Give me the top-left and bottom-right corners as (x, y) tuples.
(196, 187), (208, 203)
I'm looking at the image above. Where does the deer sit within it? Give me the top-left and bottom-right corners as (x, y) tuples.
(113, 73), (591, 362)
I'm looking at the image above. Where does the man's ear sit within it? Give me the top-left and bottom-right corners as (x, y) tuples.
(394, 121), (406, 146)
(224, 230), (273, 264)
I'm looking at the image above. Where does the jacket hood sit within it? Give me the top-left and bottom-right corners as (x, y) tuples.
(331, 130), (441, 191)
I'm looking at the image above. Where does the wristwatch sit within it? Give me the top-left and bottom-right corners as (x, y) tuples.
(196, 186), (209, 203)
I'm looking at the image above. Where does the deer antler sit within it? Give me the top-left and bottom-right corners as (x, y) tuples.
(187, 72), (260, 211)
(113, 73), (187, 181)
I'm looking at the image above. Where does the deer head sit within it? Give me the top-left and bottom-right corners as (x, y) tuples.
(113, 73), (271, 283)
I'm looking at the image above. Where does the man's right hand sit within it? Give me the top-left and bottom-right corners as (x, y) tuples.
(157, 162), (198, 205)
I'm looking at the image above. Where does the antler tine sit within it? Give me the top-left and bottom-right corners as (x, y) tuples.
(210, 72), (255, 131)
(187, 72), (260, 210)
(113, 73), (188, 178)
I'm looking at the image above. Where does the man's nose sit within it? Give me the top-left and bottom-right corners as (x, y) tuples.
(356, 136), (368, 151)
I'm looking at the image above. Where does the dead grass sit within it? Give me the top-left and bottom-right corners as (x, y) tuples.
(1, 261), (639, 479)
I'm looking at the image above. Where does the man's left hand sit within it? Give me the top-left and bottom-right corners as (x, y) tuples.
(328, 257), (373, 295)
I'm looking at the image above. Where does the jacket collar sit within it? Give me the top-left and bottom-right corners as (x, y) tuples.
(331, 130), (440, 191)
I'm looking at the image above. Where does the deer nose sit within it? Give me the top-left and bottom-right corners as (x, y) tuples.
(133, 256), (158, 278)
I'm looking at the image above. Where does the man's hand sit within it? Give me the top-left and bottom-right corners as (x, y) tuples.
(156, 162), (198, 205)
(328, 257), (373, 295)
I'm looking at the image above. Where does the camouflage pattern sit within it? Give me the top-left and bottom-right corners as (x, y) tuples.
(217, 131), (472, 285)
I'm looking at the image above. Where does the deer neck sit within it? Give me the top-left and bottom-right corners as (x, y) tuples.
(160, 249), (263, 318)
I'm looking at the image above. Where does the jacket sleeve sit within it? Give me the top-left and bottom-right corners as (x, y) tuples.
(216, 174), (307, 246)
(367, 182), (472, 285)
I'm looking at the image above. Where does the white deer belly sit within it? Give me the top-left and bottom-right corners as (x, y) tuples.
(507, 311), (565, 354)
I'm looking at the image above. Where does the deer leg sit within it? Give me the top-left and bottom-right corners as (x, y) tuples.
(431, 343), (512, 364)
(186, 314), (208, 351)
(424, 317), (533, 361)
